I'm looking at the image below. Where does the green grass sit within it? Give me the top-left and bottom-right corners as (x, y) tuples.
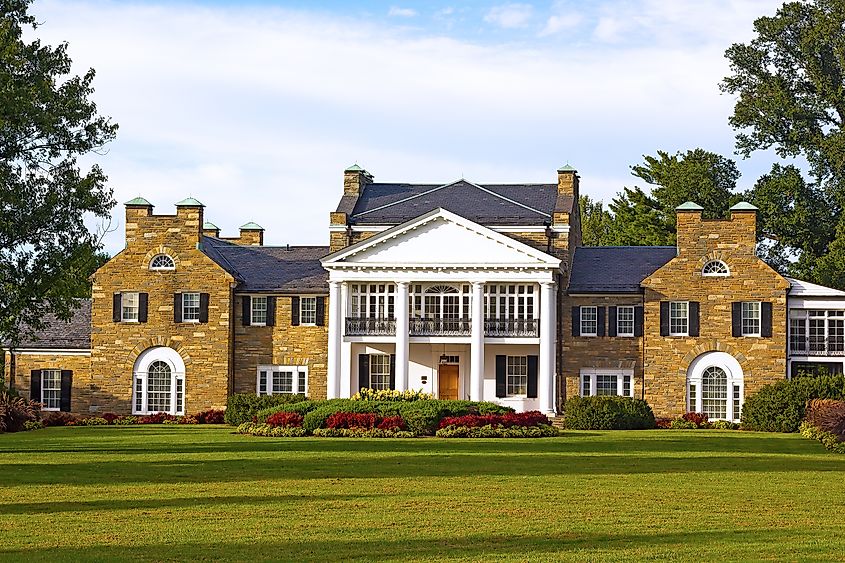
(1, 427), (844, 562)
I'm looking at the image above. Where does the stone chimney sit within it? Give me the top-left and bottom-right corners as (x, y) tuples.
(728, 201), (758, 252)
(124, 197), (154, 247)
(343, 164), (373, 196)
(557, 164), (579, 199)
(675, 201), (758, 256)
(175, 197), (205, 245)
(238, 222), (264, 246)
(202, 221), (220, 238)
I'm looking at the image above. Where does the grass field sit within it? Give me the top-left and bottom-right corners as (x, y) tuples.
(1, 427), (844, 562)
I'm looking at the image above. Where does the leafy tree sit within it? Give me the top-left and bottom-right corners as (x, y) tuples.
(579, 195), (613, 246)
(1, 0), (117, 347)
(606, 187), (674, 246)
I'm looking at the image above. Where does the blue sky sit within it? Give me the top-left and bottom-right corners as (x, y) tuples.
(32, 0), (788, 253)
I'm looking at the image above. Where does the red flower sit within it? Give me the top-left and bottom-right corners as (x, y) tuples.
(266, 411), (304, 428)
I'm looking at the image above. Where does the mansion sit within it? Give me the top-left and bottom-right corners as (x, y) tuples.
(5, 165), (845, 421)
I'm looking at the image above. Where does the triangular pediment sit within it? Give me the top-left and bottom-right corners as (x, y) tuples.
(322, 208), (560, 268)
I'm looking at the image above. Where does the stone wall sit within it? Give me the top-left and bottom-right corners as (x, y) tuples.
(5, 352), (91, 404)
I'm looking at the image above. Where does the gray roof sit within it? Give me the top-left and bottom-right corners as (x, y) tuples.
(568, 246), (677, 293)
(10, 299), (91, 349)
(202, 237), (329, 293)
(343, 180), (568, 226)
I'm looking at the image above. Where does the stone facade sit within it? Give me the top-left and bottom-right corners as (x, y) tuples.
(5, 352), (91, 401)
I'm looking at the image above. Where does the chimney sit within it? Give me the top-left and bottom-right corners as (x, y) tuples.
(239, 222), (264, 246)
(557, 164), (579, 199)
(175, 197), (205, 244)
(675, 201), (704, 253)
(343, 164), (373, 196)
(729, 201), (758, 252)
(202, 221), (220, 238)
(124, 196), (154, 246)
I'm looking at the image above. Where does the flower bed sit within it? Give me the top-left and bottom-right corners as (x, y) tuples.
(38, 409), (227, 428)
(656, 413), (739, 430)
(438, 411), (549, 429)
(800, 399), (845, 453)
(435, 424), (558, 438)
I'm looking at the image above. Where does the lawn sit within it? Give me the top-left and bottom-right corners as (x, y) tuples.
(1, 427), (844, 562)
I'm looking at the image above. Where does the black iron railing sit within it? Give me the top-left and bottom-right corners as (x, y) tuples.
(484, 318), (539, 337)
(345, 317), (396, 336)
(790, 338), (845, 356)
(409, 317), (472, 336)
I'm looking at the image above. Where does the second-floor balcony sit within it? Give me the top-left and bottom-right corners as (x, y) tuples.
(344, 316), (539, 337)
(790, 338), (845, 356)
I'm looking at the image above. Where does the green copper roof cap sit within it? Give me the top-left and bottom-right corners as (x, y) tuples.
(125, 196), (152, 206)
(176, 197), (204, 207)
(345, 164), (364, 172)
(203, 221), (219, 230)
(676, 201), (704, 211)
(730, 201), (758, 211)
(557, 164), (576, 172)
(240, 221), (264, 230)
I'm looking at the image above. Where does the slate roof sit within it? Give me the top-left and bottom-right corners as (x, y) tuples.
(201, 237), (329, 293)
(10, 299), (91, 349)
(343, 180), (569, 226)
(568, 246), (677, 293)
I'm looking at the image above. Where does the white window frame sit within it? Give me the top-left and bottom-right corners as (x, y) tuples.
(686, 353), (744, 422)
(300, 296), (317, 326)
(580, 306), (598, 337)
(349, 283), (395, 319)
(149, 254), (176, 271)
(182, 292), (201, 323)
(702, 260), (730, 277)
(122, 292), (140, 323)
(669, 301), (689, 336)
(369, 354), (392, 390)
(41, 369), (61, 411)
(579, 369), (634, 398)
(256, 365), (308, 396)
(251, 296), (268, 326)
(617, 306), (635, 337)
(132, 348), (186, 416)
(741, 301), (761, 337)
(506, 355), (528, 397)
(483, 284), (536, 321)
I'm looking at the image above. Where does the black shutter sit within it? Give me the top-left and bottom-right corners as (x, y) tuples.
(732, 302), (742, 337)
(609, 307), (618, 337)
(634, 306), (644, 337)
(571, 307), (581, 336)
(761, 302), (773, 337)
(291, 296), (300, 326)
(597, 307), (606, 337)
(138, 293), (149, 323)
(315, 296), (326, 326)
(389, 354), (396, 390)
(659, 301), (669, 336)
(30, 370), (41, 401)
(358, 354), (370, 391)
(242, 296), (251, 326)
(60, 370), (72, 412)
(527, 355), (538, 398)
(199, 293), (209, 323)
(266, 296), (275, 327)
(495, 355), (507, 398)
(174, 293), (183, 323)
(112, 293), (122, 322)
(689, 301), (700, 337)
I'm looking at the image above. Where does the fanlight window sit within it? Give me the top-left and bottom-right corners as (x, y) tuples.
(150, 254), (175, 271)
(702, 260), (729, 277)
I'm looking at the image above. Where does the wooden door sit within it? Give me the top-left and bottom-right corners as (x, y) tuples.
(438, 364), (459, 400)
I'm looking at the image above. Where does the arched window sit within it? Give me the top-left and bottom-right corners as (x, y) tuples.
(687, 352), (743, 421)
(133, 347), (185, 415)
(150, 254), (175, 271)
(701, 367), (728, 420)
(702, 260), (729, 276)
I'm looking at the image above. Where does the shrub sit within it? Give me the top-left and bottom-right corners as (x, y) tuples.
(0, 391), (40, 433)
(741, 376), (845, 432)
(194, 409), (226, 424)
(436, 424), (559, 438)
(42, 411), (78, 427)
(800, 421), (845, 453)
(377, 415), (407, 431)
(113, 416), (138, 425)
(238, 422), (309, 437)
(669, 418), (698, 429)
(351, 388), (435, 402)
(100, 413), (121, 424)
(562, 396), (656, 430)
(225, 393), (307, 425)
(804, 399), (845, 440)
(655, 417), (673, 429)
(80, 417), (110, 426)
(266, 411), (304, 428)
(255, 400), (320, 423)
(398, 400), (512, 436)
(138, 412), (178, 424)
(326, 412), (379, 429)
(439, 411), (550, 429)
(682, 412), (709, 428)
(710, 420), (740, 430)
(302, 400), (383, 432)
(23, 420), (44, 431)
(313, 427), (415, 438)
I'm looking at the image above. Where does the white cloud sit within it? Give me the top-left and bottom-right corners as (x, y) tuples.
(484, 3), (533, 29)
(388, 6), (417, 17)
(539, 13), (582, 36)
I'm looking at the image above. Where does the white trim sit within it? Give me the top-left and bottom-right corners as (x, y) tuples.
(616, 305), (635, 337)
(701, 260), (730, 277)
(299, 296), (318, 326)
(256, 365), (308, 396)
(740, 301), (762, 337)
(329, 224), (570, 235)
(686, 352), (744, 422)
(669, 301), (689, 337)
(132, 347), (186, 416)
(579, 305), (598, 337)
(579, 368), (634, 398)
(40, 368), (62, 411)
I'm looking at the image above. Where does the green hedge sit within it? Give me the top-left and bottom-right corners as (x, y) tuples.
(741, 376), (845, 432)
(224, 393), (307, 425)
(562, 396), (656, 430)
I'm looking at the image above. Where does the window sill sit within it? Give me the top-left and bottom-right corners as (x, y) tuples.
(121, 319), (140, 323)
(250, 323), (267, 327)
(580, 334), (598, 338)
(41, 407), (59, 412)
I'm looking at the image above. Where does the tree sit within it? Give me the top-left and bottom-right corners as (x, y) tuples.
(579, 195), (613, 246)
(1, 0), (117, 347)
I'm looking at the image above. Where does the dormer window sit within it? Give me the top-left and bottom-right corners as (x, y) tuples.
(702, 260), (729, 277)
(150, 254), (175, 271)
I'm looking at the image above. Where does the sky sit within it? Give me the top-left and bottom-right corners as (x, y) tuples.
(30, 0), (789, 254)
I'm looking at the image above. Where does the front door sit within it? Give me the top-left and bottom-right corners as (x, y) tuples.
(438, 364), (459, 400)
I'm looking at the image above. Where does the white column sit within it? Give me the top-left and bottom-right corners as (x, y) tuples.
(326, 280), (341, 399)
(339, 282), (351, 398)
(470, 281), (485, 401)
(394, 281), (410, 392)
(539, 281), (557, 415)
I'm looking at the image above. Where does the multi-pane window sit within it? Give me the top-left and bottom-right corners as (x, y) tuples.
(617, 306), (635, 337)
(150, 254), (175, 270)
(369, 355), (391, 390)
(122, 292), (140, 322)
(506, 356), (528, 397)
(741, 301), (761, 336)
(257, 366), (307, 395)
(595, 374), (618, 396)
(700, 367), (728, 420)
(182, 292), (200, 322)
(829, 311), (845, 353)
(41, 369), (61, 410)
(350, 284), (395, 318)
(791, 310), (845, 355)
(251, 296), (268, 325)
(669, 301), (688, 336)
(581, 375), (591, 397)
(701, 260), (729, 276)
(300, 297), (317, 325)
(133, 360), (185, 415)
(790, 317), (807, 352)
(580, 306), (598, 336)
(580, 370), (634, 397)
(484, 284), (535, 320)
